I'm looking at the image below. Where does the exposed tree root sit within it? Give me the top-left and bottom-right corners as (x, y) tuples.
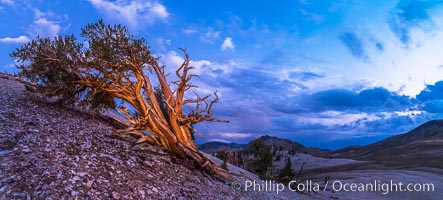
(13, 21), (235, 181)
(111, 126), (250, 181)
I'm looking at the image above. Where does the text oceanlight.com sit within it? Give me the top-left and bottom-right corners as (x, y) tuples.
(233, 180), (435, 195)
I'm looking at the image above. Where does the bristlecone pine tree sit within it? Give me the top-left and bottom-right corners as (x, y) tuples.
(279, 157), (295, 183)
(11, 20), (232, 179)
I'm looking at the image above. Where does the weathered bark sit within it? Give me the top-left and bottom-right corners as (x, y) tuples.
(12, 21), (232, 180)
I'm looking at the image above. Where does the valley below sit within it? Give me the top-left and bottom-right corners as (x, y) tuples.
(1, 72), (442, 199)
(201, 120), (443, 199)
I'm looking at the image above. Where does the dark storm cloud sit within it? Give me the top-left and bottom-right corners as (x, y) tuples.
(271, 116), (327, 131)
(416, 81), (443, 101)
(271, 87), (413, 114)
(363, 115), (414, 132)
(195, 56), (443, 147)
(422, 100), (443, 113)
(416, 81), (443, 113)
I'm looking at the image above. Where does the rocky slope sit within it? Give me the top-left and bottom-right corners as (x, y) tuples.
(329, 119), (443, 169)
(1, 73), (329, 199)
(3, 73), (441, 199)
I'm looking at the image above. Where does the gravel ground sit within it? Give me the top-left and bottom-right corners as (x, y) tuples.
(0, 73), (321, 199)
(306, 169), (443, 199)
(8, 72), (438, 200)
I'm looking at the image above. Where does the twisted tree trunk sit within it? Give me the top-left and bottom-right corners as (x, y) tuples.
(112, 49), (231, 179)
(11, 21), (233, 180)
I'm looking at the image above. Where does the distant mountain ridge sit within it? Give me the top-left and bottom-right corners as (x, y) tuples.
(198, 141), (244, 154)
(200, 119), (443, 169)
(330, 119), (443, 165)
(199, 135), (329, 157)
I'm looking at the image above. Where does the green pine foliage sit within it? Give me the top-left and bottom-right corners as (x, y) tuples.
(279, 157), (295, 182)
(247, 140), (273, 177)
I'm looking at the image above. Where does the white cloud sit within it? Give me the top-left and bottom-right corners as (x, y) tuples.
(299, 9), (324, 23)
(220, 132), (252, 139)
(155, 37), (172, 52)
(220, 37), (235, 51)
(297, 111), (378, 129)
(0, 36), (30, 44)
(2, 59), (20, 71)
(0, 9), (64, 44)
(28, 18), (61, 38)
(19, 9), (65, 39)
(324, 2), (443, 98)
(395, 110), (424, 117)
(150, 2), (168, 18)
(183, 28), (198, 35)
(163, 51), (211, 76)
(87, 0), (169, 30)
(0, 0), (13, 5)
(162, 51), (234, 78)
(163, 51), (184, 69)
(199, 27), (220, 43)
(355, 28), (443, 97)
(207, 139), (233, 143)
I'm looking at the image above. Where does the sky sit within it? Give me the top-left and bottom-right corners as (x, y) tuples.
(2, 0), (443, 149)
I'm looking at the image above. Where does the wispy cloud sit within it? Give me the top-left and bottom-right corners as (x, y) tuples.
(388, 0), (443, 46)
(161, 50), (232, 79)
(289, 71), (324, 81)
(26, 9), (67, 39)
(299, 9), (324, 23)
(182, 28), (198, 35)
(28, 17), (61, 38)
(0, 35), (30, 44)
(339, 31), (369, 61)
(1, 9), (64, 44)
(0, 0), (13, 6)
(207, 139), (233, 143)
(298, 0), (309, 5)
(87, 0), (169, 31)
(220, 37), (235, 51)
(154, 37), (171, 52)
(199, 27), (220, 43)
(220, 132), (253, 139)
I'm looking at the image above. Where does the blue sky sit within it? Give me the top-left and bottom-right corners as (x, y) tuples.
(2, 0), (443, 149)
